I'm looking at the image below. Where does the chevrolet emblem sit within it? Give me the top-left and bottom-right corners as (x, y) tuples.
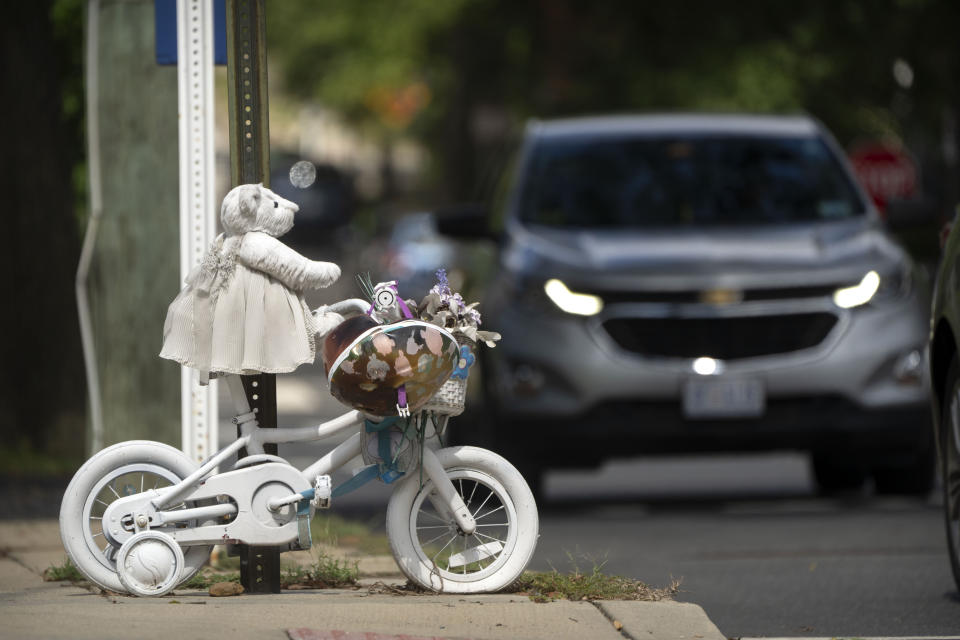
(699, 288), (743, 305)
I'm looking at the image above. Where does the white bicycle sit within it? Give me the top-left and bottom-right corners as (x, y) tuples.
(59, 297), (539, 597)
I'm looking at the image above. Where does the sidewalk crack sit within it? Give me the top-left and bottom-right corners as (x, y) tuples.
(0, 546), (41, 576)
(591, 600), (638, 640)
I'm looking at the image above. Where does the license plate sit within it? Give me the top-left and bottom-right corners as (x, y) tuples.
(683, 378), (765, 419)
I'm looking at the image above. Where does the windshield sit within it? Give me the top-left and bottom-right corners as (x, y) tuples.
(518, 134), (866, 228)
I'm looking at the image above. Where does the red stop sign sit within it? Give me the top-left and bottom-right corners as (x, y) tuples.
(848, 144), (918, 212)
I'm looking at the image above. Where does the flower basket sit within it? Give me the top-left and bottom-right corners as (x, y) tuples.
(422, 332), (475, 416)
(415, 269), (499, 417)
(422, 376), (468, 416)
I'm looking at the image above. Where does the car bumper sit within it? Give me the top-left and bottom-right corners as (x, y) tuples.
(484, 292), (931, 458)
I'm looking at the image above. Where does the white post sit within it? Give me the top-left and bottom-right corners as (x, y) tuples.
(177, 0), (218, 463)
(79, 0), (104, 455)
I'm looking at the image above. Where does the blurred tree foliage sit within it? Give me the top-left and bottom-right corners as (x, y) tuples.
(6, 0), (957, 468)
(268, 0), (959, 206)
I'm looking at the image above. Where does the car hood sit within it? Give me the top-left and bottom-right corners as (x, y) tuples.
(503, 217), (908, 289)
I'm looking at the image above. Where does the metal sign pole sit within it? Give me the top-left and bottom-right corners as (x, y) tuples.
(225, 0), (281, 594)
(176, 0), (219, 465)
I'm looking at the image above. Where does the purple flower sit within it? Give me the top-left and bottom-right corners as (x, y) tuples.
(431, 268), (451, 296)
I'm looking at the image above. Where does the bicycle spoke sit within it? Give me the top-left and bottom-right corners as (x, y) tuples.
(108, 483), (121, 499)
(467, 480), (479, 506)
(95, 498), (109, 508)
(413, 471), (520, 579)
(471, 489), (495, 517)
(475, 504), (506, 521)
(469, 532), (499, 566)
(472, 530), (505, 545)
(140, 474), (144, 493)
(431, 534), (458, 567)
(420, 529), (452, 547)
(418, 509), (448, 525)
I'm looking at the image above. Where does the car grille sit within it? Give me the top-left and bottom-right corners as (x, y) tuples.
(602, 312), (839, 360)
(597, 284), (842, 305)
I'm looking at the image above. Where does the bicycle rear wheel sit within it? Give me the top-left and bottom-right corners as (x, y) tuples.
(59, 440), (212, 593)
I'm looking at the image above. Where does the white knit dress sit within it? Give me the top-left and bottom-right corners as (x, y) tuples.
(161, 232), (331, 376)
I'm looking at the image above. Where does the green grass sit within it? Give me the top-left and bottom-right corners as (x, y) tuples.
(42, 558), (86, 583)
(180, 551), (359, 591)
(180, 570), (241, 590)
(281, 552), (359, 589)
(311, 513), (391, 556)
(508, 554), (680, 603)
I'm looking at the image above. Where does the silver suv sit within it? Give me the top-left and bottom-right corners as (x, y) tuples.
(467, 114), (933, 496)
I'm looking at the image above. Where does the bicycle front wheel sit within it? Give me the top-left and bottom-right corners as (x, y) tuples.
(386, 446), (538, 593)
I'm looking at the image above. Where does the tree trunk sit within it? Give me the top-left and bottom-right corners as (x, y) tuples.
(86, 0), (180, 449)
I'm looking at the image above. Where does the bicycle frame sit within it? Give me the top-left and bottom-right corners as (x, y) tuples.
(103, 373), (477, 549)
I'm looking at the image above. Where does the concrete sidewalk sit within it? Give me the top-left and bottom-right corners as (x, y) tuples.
(0, 520), (725, 640)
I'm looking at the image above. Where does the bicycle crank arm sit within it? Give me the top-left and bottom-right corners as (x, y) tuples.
(421, 447), (476, 535)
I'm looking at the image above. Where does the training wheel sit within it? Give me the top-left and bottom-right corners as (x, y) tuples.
(115, 530), (185, 597)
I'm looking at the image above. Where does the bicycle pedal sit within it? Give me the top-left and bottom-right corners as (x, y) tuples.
(296, 512), (312, 550)
(312, 475), (332, 509)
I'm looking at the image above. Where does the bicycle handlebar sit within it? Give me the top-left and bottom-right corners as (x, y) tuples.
(322, 298), (371, 317)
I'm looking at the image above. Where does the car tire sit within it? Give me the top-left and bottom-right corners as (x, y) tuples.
(871, 446), (935, 497)
(506, 455), (545, 505)
(939, 357), (960, 592)
(811, 453), (866, 494)
(444, 408), (496, 450)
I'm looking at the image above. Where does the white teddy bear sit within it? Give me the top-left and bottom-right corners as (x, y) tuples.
(160, 183), (341, 377)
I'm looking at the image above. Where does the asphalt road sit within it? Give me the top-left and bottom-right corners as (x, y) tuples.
(531, 455), (959, 639)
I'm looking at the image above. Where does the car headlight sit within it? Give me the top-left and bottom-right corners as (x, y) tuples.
(833, 271), (880, 308)
(544, 279), (604, 316)
(833, 268), (910, 309)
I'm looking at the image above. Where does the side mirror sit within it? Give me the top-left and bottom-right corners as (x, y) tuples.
(434, 203), (498, 241)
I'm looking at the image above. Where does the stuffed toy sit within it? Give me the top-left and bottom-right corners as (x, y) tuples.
(160, 183), (341, 378)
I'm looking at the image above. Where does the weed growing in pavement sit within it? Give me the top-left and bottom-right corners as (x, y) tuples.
(180, 570), (241, 590)
(43, 558), (85, 583)
(281, 552), (359, 589)
(180, 550), (358, 591)
(509, 552), (681, 603)
(45, 549), (359, 593)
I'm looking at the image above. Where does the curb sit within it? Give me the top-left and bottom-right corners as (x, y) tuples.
(0, 519), (727, 640)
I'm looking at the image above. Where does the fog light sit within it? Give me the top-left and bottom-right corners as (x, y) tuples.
(692, 357), (723, 376)
(893, 349), (923, 385)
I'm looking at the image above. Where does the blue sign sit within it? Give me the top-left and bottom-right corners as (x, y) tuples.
(155, 0), (227, 66)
